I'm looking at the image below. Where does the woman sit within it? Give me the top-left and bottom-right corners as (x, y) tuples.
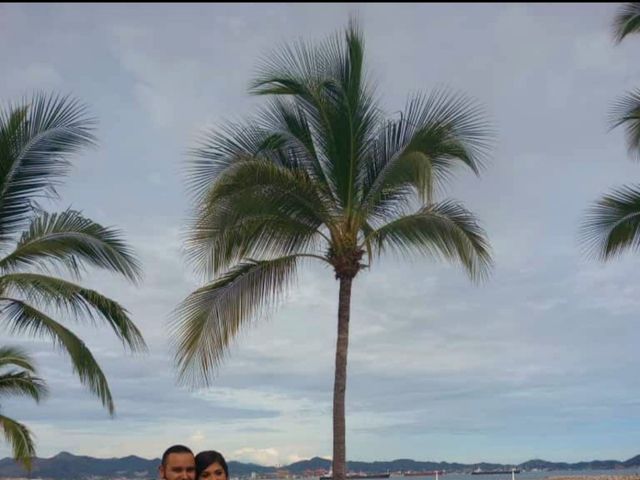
(196, 450), (229, 480)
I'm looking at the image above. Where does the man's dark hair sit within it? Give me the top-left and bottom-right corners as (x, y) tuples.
(162, 445), (194, 466)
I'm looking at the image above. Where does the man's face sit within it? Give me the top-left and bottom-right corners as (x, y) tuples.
(160, 453), (196, 480)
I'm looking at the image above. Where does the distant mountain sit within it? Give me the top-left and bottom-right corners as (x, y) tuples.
(518, 459), (626, 471)
(287, 457), (332, 472)
(624, 455), (640, 467)
(0, 451), (158, 479)
(0, 452), (638, 479)
(227, 461), (273, 477)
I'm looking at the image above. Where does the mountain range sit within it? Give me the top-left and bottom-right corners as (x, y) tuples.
(0, 452), (639, 479)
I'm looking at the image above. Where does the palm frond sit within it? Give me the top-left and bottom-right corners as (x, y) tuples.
(364, 200), (492, 281)
(0, 209), (141, 283)
(188, 208), (322, 279)
(610, 89), (640, 160)
(0, 273), (146, 352)
(0, 414), (35, 469)
(1, 299), (115, 414)
(0, 93), (96, 243)
(255, 99), (338, 199)
(0, 371), (48, 402)
(250, 31), (328, 99)
(251, 19), (381, 212)
(0, 345), (37, 372)
(316, 19), (380, 211)
(170, 255), (300, 387)
(580, 184), (640, 259)
(613, 3), (640, 43)
(189, 121), (279, 202)
(360, 89), (493, 221)
(187, 160), (330, 276)
(0, 346), (48, 402)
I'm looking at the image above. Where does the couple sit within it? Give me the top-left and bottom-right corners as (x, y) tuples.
(159, 445), (228, 480)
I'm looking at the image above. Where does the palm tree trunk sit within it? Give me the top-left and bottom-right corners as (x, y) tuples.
(332, 275), (353, 480)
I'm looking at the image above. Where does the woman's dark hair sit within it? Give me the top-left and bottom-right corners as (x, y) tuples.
(195, 450), (229, 479)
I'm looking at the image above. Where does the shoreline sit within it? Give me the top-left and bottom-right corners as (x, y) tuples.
(546, 476), (640, 480)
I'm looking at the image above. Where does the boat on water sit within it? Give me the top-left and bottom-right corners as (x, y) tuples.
(471, 469), (520, 475)
(321, 474), (391, 480)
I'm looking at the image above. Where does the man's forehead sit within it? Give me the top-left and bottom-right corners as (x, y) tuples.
(166, 452), (195, 465)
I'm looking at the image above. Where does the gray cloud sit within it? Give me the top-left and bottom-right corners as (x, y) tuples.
(1, 2), (640, 466)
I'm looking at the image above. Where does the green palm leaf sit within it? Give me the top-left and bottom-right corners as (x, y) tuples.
(613, 3), (640, 43)
(171, 255), (300, 386)
(0, 273), (146, 351)
(0, 414), (35, 469)
(0, 346), (46, 469)
(610, 89), (640, 159)
(187, 160), (331, 276)
(580, 184), (640, 259)
(365, 200), (492, 281)
(0, 371), (47, 401)
(189, 122), (276, 201)
(251, 21), (380, 211)
(0, 346), (47, 401)
(361, 90), (492, 220)
(0, 209), (142, 282)
(0, 345), (37, 372)
(1, 299), (116, 414)
(584, 6), (640, 260)
(0, 94), (96, 243)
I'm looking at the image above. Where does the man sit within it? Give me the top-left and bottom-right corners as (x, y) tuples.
(159, 445), (196, 480)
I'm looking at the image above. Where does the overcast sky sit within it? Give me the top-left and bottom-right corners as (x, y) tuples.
(1, 2), (640, 468)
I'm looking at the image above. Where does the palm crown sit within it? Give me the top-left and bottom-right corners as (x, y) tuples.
(173, 21), (492, 391)
(0, 93), (146, 416)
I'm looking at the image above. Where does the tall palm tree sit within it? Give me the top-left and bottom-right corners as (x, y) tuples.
(0, 346), (47, 469)
(172, 21), (492, 480)
(0, 93), (146, 416)
(581, 3), (640, 258)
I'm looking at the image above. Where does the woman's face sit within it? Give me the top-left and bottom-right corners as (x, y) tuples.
(199, 462), (227, 480)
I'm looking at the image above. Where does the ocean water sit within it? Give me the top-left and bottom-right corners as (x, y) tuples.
(295, 470), (640, 480)
(387, 470), (640, 480)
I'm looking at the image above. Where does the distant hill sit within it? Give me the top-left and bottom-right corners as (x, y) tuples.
(286, 457), (332, 472)
(0, 452), (639, 479)
(518, 459), (626, 471)
(226, 461), (273, 477)
(624, 455), (640, 467)
(0, 452), (158, 479)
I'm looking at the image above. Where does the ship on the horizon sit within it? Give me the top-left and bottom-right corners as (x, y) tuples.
(471, 468), (520, 475)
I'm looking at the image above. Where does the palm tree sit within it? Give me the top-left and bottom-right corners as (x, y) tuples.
(0, 346), (47, 469)
(0, 93), (146, 416)
(172, 21), (492, 480)
(581, 3), (640, 258)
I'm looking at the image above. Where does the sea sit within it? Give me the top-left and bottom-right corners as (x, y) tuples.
(378, 470), (640, 480)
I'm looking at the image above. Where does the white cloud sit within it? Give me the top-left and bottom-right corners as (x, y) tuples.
(232, 448), (305, 467)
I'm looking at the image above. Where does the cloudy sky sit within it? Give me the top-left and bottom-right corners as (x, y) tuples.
(1, 2), (640, 468)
